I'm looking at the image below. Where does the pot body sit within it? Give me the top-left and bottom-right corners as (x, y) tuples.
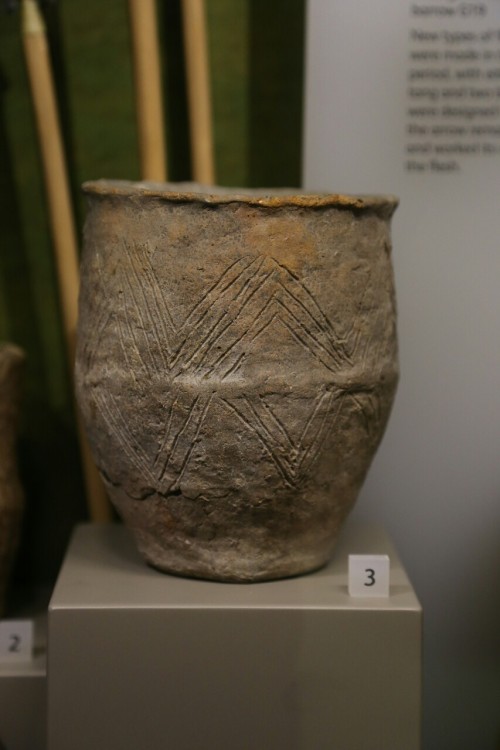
(76, 182), (399, 581)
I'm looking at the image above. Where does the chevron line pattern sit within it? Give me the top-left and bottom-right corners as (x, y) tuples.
(88, 246), (361, 493)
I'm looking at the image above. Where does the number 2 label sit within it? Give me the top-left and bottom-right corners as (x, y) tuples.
(9, 634), (21, 653)
(348, 555), (390, 597)
(0, 621), (33, 662)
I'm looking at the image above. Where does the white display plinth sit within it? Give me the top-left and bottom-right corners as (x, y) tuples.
(48, 522), (421, 750)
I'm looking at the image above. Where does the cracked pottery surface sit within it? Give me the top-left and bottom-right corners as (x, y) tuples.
(0, 344), (25, 615)
(75, 181), (399, 581)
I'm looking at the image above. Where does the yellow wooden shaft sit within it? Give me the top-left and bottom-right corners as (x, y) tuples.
(22, 0), (111, 522)
(182, 0), (215, 185)
(129, 0), (167, 182)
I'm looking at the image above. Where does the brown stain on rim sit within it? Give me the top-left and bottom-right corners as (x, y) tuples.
(245, 215), (318, 273)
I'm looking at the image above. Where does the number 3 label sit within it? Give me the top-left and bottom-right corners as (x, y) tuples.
(364, 568), (376, 587)
(348, 555), (390, 598)
(0, 621), (33, 662)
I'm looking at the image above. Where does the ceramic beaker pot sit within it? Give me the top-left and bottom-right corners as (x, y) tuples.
(76, 181), (399, 581)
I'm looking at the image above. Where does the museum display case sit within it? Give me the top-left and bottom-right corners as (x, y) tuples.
(2, 1), (499, 748)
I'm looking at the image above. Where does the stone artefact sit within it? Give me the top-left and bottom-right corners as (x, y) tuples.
(0, 344), (25, 616)
(76, 180), (399, 582)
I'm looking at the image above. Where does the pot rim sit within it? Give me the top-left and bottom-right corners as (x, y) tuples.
(82, 179), (399, 216)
